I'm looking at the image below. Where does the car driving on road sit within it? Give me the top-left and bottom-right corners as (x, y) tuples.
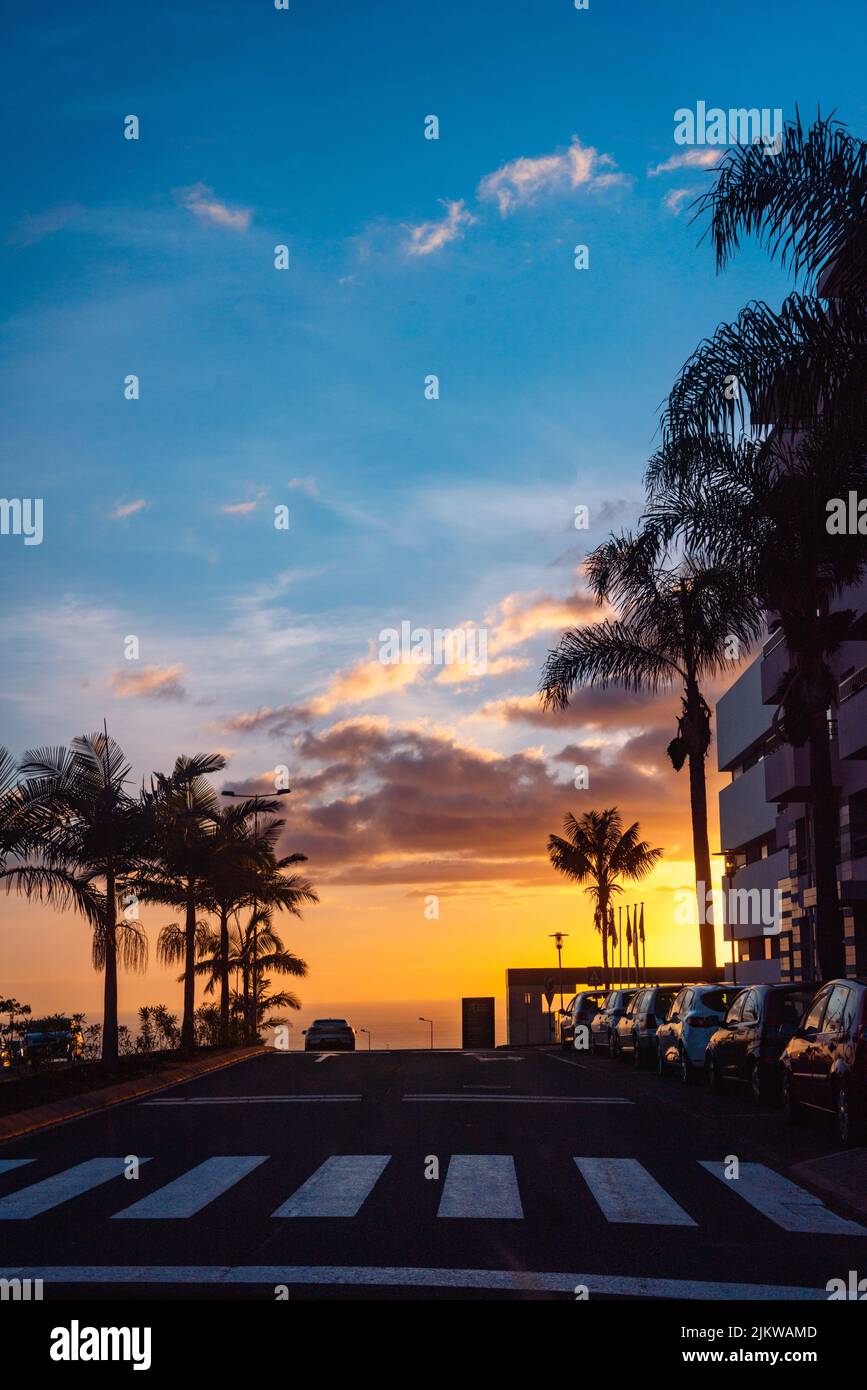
(655, 985), (739, 1083)
(303, 1018), (356, 1052)
(781, 978), (867, 1145)
(705, 982), (816, 1103)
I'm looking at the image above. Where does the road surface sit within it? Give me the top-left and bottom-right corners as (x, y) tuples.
(0, 1046), (863, 1299)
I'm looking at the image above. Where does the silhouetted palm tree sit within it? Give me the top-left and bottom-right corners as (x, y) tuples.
(547, 809), (661, 989)
(195, 911), (308, 1039)
(541, 532), (761, 974)
(647, 424), (867, 978)
(14, 733), (148, 1064)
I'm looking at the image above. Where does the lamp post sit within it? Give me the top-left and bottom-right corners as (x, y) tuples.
(221, 787), (291, 1040)
(359, 1027), (371, 1051)
(548, 932), (569, 1013)
(419, 1016), (433, 1049)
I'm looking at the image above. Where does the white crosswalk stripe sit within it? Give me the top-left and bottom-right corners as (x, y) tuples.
(700, 1160), (867, 1236)
(438, 1155), (523, 1219)
(0, 1158), (150, 1219)
(273, 1155), (390, 1217)
(0, 1159), (33, 1176)
(575, 1158), (697, 1226)
(113, 1157), (268, 1219)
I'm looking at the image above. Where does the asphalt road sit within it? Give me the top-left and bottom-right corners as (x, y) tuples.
(0, 1046), (864, 1300)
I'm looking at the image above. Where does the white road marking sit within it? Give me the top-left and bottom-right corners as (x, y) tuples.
(403, 1094), (632, 1104)
(0, 1265), (829, 1298)
(543, 1051), (590, 1072)
(142, 1095), (361, 1105)
(273, 1156), (390, 1217)
(0, 1158), (150, 1219)
(468, 1054), (525, 1062)
(438, 1155), (523, 1219)
(575, 1158), (696, 1227)
(113, 1157), (268, 1220)
(0, 1160), (33, 1176)
(700, 1160), (867, 1235)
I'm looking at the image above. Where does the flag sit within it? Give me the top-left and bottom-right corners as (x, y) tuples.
(608, 905), (617, 947)
(639, 903), (645, 944)
(626, 906), (632, 949)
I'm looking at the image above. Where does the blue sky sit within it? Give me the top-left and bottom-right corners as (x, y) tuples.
(2, 1), (867, 1016)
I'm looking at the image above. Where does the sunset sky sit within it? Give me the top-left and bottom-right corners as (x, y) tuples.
(2, 2), (864, 1043)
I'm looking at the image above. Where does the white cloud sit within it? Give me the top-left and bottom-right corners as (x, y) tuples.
(404, 200), (476, 256)
(662, 187), (701, 216)
(647, 149), (722, 177)
(111, 499), (148, 520)
(477, 137), (626, 215)
(178, 183), (252, 232)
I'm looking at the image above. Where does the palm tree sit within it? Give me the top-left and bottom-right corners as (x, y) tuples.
(547, 809), (661, 988)
(541, 531), (761, 974)
(194, 911), (308, 1039)
(14, 732), (148, 1065)
(647, 423), (867, 978)
(138, 753), (226, 1055)
(693, 110), (867, 300)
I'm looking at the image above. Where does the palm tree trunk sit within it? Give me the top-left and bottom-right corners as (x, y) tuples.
(601, 918), (609, 992)
(219, 906), (230, 1047)
(685, 681), (716, 976)
(809, 720), (844, 978)
(180, 882), (196, 1054)
(102, 870), (119, 1066)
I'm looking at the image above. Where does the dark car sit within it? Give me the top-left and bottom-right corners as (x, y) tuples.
(303, 1018), (356, 1052)
(590, 990), (636, 1057)
(559, 991), (606, 1049)
(705, 983), (817, 1102)
(20, 1018), (84, 1066)
(780, 978), (867, 1145)
(614, 986), (678, 1067)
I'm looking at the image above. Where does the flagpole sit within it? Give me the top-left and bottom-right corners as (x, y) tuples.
(640, 902), (646, 983)
(618, 906), (622, 987)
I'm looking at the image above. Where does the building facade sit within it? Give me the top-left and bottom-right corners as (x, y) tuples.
(715, 573), (867, 985)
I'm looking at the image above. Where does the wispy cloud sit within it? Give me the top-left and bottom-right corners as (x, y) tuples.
(477, 137), (626, 215)
(111, 499), (149, 520)
(647, 149), (722, 177)
(178, 183), (252, 232)
(662, 187), (701, 216)
(221, 499), (259, 515)
(111, 664), (186, 701)
(404, 199), (476, 256)
(288, 476), (319, 498)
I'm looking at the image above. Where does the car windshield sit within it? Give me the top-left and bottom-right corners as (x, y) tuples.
(311, 1019), (349, 1028)
(771, 991), (815, 1028)
(699, 989), (738, 1014)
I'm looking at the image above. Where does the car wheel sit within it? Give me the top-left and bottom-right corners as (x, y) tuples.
(632, 1032), (643, 1068)
(707, 1053), (724, 1095)
(656, 1042), (666, 1077)
(781, 1068), (803, 1125)
(679, 1046), (693, 1085)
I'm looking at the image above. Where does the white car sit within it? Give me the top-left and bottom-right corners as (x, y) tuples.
(655, 985), (739, 1083)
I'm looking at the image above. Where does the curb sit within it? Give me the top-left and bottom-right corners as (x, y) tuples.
(0, 1046), (265, 1143)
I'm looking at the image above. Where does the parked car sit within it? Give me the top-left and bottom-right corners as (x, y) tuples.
(615, 986), (679, 1067)
(656, 985), (739, 1083)
(705, 983), (817, 1102)
(20, 1018), (84, 1065)
(780, 978), (867, 1145)
(590, 990), (636, 1057)
(303, 1018), (356, 1052)
(559, 991), (606, 1049)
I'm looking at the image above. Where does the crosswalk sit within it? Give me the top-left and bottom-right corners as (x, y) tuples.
(0, 1152), (863, 1234)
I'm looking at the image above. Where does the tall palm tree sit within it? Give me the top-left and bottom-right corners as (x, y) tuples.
(194, 911), (308, 1039)
(647, 423), (867, 979)
(541, 532), (761, 974)
(547, 809), (662, 988)
(138, 753), (226, 1055)
(14, 732), (148, 1064)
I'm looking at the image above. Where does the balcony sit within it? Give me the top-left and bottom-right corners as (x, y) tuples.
(763, 738), (841, 803)
(715, 657), (774, 772)
(721, 846), (789, 942)
(719, 760), (776, 854)
(724, 959), (782, 986)
(839, 667), (867, 760)
(760, 628), (789, 706)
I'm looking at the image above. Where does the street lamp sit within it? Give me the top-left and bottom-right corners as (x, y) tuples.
(359, 1027), (371, 1051)
(221, 787), (292, 1040)
(418, 1016), (433, 1049)
(548, 932), (569, 1012)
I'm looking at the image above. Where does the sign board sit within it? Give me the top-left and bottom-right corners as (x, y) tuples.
(586, 968), (604, 987)
(543, 976), (556, 1008)
(461, 996), (495, 1050)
